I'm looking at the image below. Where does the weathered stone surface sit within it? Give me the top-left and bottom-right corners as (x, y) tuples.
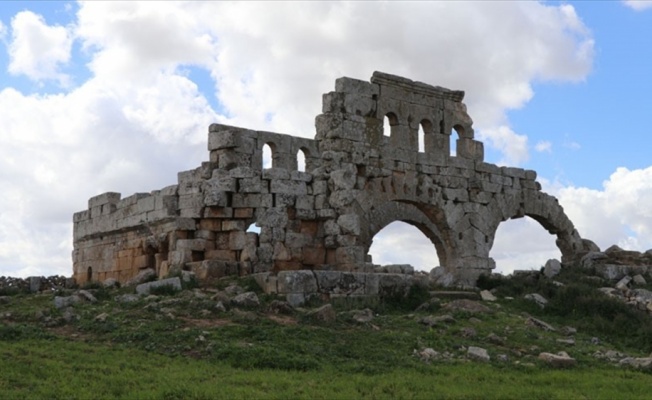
(126, 269), (157, 287)
(420, 314), (455, 327)
(467, 346), (490, 362)
(538, 352), (576, 368)
(524, 293), (548, 308)
(231, 292), (261, 308)
(480, 290), (496, 302)
(135, 277), (182, 295)
(543, 259), (562, 278)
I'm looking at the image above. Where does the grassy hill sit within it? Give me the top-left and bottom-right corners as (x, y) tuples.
(2, 268), (652, 399)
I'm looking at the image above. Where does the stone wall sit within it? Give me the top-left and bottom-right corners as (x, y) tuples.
(73, 72), (589, 286)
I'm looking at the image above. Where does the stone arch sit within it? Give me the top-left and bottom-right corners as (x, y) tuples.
(361, 200), (455, 270)
(419, 119), (433, 153)
(486, 192), (584, 265)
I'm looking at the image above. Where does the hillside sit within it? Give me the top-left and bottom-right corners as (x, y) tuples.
(2, 267), (652, 399)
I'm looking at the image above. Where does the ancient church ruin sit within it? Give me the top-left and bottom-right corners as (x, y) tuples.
(72, 72), (591, 289)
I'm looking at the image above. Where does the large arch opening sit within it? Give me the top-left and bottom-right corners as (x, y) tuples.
(490, 216), (561, 275)
(368, 221), (440, 271)
(262, 143), (274, 169)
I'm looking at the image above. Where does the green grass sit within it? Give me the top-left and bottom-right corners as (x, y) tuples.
(2, 338), (652, 400)
(3, 269), (652, 398)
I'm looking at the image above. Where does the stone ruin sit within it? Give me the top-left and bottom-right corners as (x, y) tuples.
(72, 72), (594, 300)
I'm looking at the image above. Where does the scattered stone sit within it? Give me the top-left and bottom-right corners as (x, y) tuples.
(543, 259), (562, 278)
(524, 293), (548, 308)
(460, 327), (476, 338)
(526, 316), (556, 332)
(114, 294), (140, 303)
(590, 337), (600, 345)
(231, 292), (260, 308)
(496, 354), (509, 362)
(351, 308), (374, 324)
(77, 290), (97, 303)
(442, 299), (491, 314)
(556, 338), (575, 346)
(486, 333), (506, 345)
(468, 317), (482, 324)
(420, 315), (455, 327)
(538, 351), (576, 368)
(215, 301), (227, 313)
(308, 304), (336, 323)
(415, 348), (439, 363)
(633, 274), (647, 286)
(135, 277), (182, 295)
(0, 296), (10, 304)
(54, 295), (81, 309)
(619, 357), (652, 370)
(615, 275), (632, 291)
(224, 284), (245, 296)
(467, 346), (490, 362)
(267, 300), (294, 315)
(480, 290), (497, 302)
(125, 268), (156, 287)
(560, 326), (577, 336)
(102, 278), (119, 289)
(94, 312), (109, 322)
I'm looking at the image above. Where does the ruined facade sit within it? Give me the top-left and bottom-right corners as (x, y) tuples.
(72, 72), (589, 287)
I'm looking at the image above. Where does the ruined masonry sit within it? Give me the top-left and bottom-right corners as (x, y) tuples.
(73, 72), (591, 293)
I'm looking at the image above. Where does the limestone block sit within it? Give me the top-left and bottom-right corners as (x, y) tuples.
(136, 196), (155, 213)
(335, 246), (364, 264)
(262, 168), (290, 181)
(290, 171), (312, 182)
(229, 167), (258, 179)
(168, 250), (192, 265)
(324, 220), (341, 236)
(277, 270), (318, 294)
(136, 277), (182, 295)
(232, 194), (261, 208)
(270, 180), (307, 196)
(89, 192), (121, 208)
(257, 208), (288, 228)
(543, 259), (562, 278)
(176, 239), (206, 252)
(335, 77), (379, 96)
(238, 178), (261, 193)
(337, 214), (361, 235)
(273, 242), (291, 261)
(229, 231), (247, 250)
(329, 190), (355, 208)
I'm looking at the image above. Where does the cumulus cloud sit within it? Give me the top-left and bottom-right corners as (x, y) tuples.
(0, 2), (595, 277)
(623, 1), (652, 11)
(8, 11), (73, 85)
(477, 126), (529, 166)
(559, 166), (652, 252)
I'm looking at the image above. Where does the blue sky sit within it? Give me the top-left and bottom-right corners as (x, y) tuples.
(1, 1), (651, 278)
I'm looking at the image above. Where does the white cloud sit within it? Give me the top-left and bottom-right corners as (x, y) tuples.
(535, 140), (552, 153)
(8, 11), (73, 85)
(0, 2), (596, 277)
(623, 1), (652, 11)
(477, 125), (529, 166)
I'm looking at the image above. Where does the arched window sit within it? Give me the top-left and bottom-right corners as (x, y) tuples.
(384, 113), (398, 137)
(297, 148), (307, 172)
(262, 143), (273, 169)
(419, 120), (432, 153)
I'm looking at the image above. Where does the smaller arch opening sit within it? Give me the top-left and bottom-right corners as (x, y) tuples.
(262, 143), (274, 169)
(87, 266), (93, 282)
(297, 148), (307, 172)
(419, 119), (432, 153)
(383, 113), (398, 137)
(450, 127), (458, 157)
